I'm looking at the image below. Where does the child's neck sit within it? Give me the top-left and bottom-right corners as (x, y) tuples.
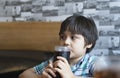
(69, 56), (83, 66)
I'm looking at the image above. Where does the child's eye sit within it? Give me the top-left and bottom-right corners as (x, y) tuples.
(71, 35), (79, 40)
(71, 36), (76, 40)
(59, 35), (66, 40)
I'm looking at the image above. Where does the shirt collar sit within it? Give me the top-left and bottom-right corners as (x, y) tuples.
(71, 53), (90, 70)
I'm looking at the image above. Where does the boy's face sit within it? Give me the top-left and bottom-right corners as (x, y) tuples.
(59, 30), (92, 60)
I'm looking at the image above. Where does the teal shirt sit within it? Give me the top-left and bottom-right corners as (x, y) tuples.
(34, 53), (98, 77)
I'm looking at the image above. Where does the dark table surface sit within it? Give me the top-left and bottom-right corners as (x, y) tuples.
(0, 50), (54, 78)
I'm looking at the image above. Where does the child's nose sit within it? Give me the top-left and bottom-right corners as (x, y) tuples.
(64, 38), (71, 46)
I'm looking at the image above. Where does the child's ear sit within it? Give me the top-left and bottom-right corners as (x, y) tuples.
(86, 44), (93, 48)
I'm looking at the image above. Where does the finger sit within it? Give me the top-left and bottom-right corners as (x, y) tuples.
(44, 68), (56, 77)
(54, 68), (62, 77)
(53, 60), (64, 69)
(49, 60), (53, 65)
(42, 70), (52, 78)
(57, 56), (68, 63)
(47, 63), (53, 68)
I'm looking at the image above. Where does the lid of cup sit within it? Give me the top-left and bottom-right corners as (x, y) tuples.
(54, 46), (70, 52)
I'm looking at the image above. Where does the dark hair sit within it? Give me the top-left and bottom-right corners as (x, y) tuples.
(59, 15), (98, 53)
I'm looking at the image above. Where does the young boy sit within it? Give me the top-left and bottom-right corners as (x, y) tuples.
(19, 15), (98, 78)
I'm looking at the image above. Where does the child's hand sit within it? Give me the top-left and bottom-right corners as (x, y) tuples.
(42, 62), (56, 78)
(53, 56), (74, 78)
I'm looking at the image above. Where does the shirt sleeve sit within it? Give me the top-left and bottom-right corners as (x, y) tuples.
(34, 60), (49, 75)
(33, 57), (54, 75)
